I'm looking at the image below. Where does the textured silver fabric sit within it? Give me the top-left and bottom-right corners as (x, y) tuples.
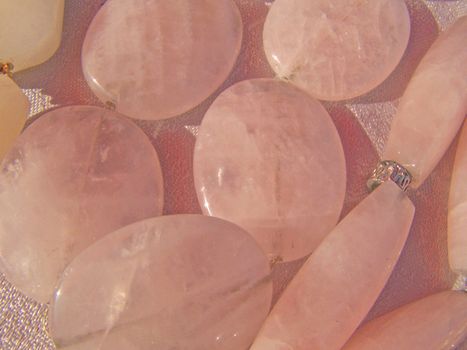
(0, 277), (53, 349)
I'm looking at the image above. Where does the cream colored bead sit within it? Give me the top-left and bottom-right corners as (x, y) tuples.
(0, 75), (29, 160)
(0, 0), (64, 71)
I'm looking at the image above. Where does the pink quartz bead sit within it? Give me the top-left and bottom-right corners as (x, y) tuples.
(343, 291), (467, 350)
(82, 0), (242, 120)
(50, 215), (272, 350)
(250, 181), (415, 350)
(262, 0), (410, 101)
(194, 79), (346, 262)
(448, 122), (467, 275)
(384, 17), (467, 187)
(0, 106), (164, 303)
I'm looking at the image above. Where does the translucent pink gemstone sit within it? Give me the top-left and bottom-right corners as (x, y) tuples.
(0, 106), (164, 303)
(194, 79), (346, 262)
(50, 215), (272, 350)
(82, 0), (242, 120)
(263, 0), (410, 101)
(343, 291), (467, 350)
(250, 182), (415, 350)
(448, 122), (467, 275)
(384, 17), (467, 187)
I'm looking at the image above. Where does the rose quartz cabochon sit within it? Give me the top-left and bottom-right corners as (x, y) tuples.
(251, 182), (415, 350)
(0, 106), (164, 303)
(1, 1), (465, 348)
(194, 79), (346, 262)
(263, 0), (410, 101)
(50, 215), (272, 350)
(448, 122), (467, 275)
(343, 291), (467, 350)
(82, 0), (243, 120)
(384, 17), (467, 187)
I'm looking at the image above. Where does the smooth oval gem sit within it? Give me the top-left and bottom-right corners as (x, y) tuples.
(384, 17), (467, 187)
(0, 0), (64, 71)
(263, 0), (410, 101)
(50, 215), (272, 350)
(82, 0), (243, 120)
(250, 182), (415, 350)
(194, 79), (346, 262)
(448, 122), (467, 276)
(0, 106), (164, 303)
(0, 75), (29, 160)
(343, 291), (467, 350)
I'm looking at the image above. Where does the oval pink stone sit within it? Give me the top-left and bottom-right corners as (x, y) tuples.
(263, 0), (410, 101)
(194, 79), (346, 262)
(0, 106), (164, 303)
(383, 17), (467, 187)
(50, 215), (272, 350)
(343, 291), (467, 350)
(82, 0), (243, 120)
(250, 182), (415, 350)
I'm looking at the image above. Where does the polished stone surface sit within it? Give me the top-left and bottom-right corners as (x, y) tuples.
(263, 0), (410, 101)
(448, 122), (467, 276)
(82, 0), (242, 120)
(343, 291), (467, 350)
(384, 17), (467, 187)
(50, 215), (272, 350)
(0, 1), (465, 348)
(0, 0), (64, 72)
(194, 79), (346, 262)
(0, 76), (29, 160)
(0, 106), (164, 303)
(250, 182), (415, 350)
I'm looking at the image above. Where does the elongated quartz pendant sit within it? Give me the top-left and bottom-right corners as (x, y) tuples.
(0, 106), (164, 303)
(194, 79), (346, 262)
(343, 291), (467, 350)
(0, 75), (29, 160)
(0, 0), (64, 72)
(50, 215), (272, 350)
(448, 122), (467, 276)
(383, 17), (467, 187)
(262, 0), (410, 101)
(250, 182), (415, 350)
(82, 0), (242, 120)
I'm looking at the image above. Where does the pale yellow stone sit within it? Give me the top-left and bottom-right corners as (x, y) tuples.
(0, 76), (29, 160)
(0, 0), (64, 72)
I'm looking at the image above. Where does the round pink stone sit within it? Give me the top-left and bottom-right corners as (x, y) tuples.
(0, 106), (164, 303)
(263, 0), (411, 101)
(193, 79), (346, 262)
(82, 0), (243, 120)
(50, 215), (272, 350)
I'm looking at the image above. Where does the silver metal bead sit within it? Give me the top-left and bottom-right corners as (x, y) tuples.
(367, 160), (413, 192)
(452, 275), (467, 292)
